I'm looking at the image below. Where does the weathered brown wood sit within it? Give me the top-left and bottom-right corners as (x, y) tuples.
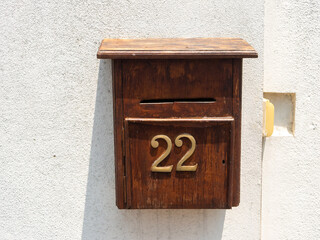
(114, 59), (242, 209)
(102, 38), (256, 209)
(116, 59), (241, 209)
(232, 59), (243, 206)
(98, 38), (258, 59)
(122, 59), (233, 118)
(125, 118), (234, 209)
(112, 60), (126, 209)
(125, 117), (235, 123)
(227, 120), (235, 208)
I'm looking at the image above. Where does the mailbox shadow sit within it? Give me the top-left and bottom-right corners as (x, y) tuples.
(81, 60), (226, 240)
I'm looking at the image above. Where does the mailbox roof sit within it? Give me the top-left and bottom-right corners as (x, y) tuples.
(97, 38), (257, 59)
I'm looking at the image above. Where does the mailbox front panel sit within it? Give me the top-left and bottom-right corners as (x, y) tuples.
(112, 59), (243, 209)
(124, 118), (234, 209)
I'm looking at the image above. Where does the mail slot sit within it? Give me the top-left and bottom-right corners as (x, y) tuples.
(97, 38), (258, 209)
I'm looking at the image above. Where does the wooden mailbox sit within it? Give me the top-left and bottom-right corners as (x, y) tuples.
(97, 38), (257, 209)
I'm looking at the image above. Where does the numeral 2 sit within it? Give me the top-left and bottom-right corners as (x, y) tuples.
(150, 134), (197, 172)
(175, 134), (198, 171)
(150, 135), (173, 172)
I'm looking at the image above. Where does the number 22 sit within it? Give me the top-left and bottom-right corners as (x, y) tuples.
(150, 134), (197, 172)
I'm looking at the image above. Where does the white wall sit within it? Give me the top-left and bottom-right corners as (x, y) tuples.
(262, 0), (320, 239)
(0, 1), (263, 239)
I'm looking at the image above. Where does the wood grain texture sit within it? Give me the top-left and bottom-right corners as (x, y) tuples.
(122, 59), (233, 118)
(232, 59), (242, 206)
(125, 118), (234, 209)
(97, 38), (258, 59)
(110, 57), (246, 209)
(112, 60), (126, 208)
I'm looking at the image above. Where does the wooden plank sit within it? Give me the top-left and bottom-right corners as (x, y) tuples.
(112, 60), (126, 209)
(97, 38), (258, 59)
(126, 117), (235, 123)
(125, 118), (234, 209)
(227, 120), (235, 208)
(232, 59), (243, 206)
(122, 59), (233, 118)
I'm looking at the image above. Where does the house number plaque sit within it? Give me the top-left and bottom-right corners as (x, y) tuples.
(150, 134), (198, 172)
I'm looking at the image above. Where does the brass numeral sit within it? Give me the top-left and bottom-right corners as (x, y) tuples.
(150, 134), (197, 172)
(151, 135), (173, 172)
(175, 134), (198, 171)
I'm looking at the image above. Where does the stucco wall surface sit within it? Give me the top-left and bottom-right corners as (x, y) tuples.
(262, 0), (320, 239)
(0, 1), (263, 239)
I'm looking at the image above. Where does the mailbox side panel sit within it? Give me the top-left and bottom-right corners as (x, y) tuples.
(232, 59), (242, 206)
(112, 60), (127, 209)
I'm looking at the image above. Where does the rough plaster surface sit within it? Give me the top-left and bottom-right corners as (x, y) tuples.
(0, 1), (263, 239)
(262, 0), (320, 239)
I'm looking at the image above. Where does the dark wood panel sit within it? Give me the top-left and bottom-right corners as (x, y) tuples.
(232, 59), (242, 206)
(111, 56), (246, 209)
(124, 118), (235, 209)
(112, 60), (126, 209)
(122, 59), (233, 118)
(97, 38), (258, 59)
